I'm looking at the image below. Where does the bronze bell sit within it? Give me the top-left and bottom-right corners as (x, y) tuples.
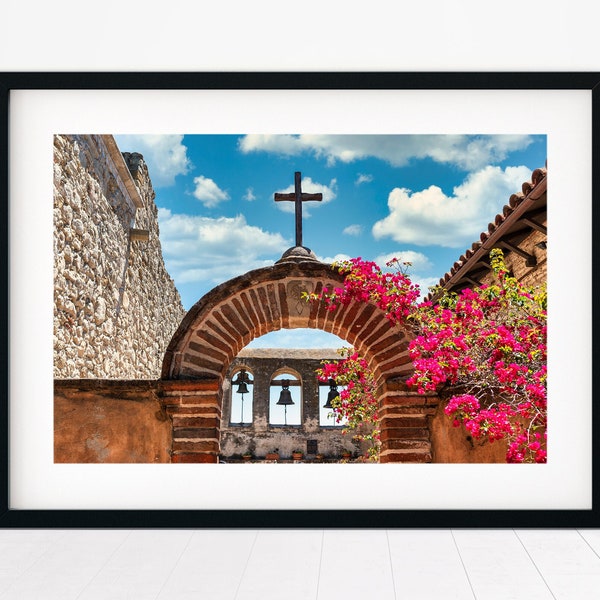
(236, 381), (249, 395)
(234, 369), (251, 395)
(277, 379), (294, 405)
(323, 379), (339, 409)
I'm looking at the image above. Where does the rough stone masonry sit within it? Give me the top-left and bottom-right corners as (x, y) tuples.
(53, 134), (186, 379)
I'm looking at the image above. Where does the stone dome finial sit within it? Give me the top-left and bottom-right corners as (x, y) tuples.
(276, 246), (320, 263)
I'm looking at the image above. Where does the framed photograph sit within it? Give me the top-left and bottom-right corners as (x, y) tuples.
(1, 72), (597, 527)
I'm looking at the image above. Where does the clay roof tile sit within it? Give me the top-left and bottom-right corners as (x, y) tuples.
(425, 165), (546, 302)
(522, 181), (534, 195)
(509, 193), (524, 207)
(532, 168), (546, 185)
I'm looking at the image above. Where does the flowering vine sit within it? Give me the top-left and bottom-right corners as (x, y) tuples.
(316, 348), (380, 461)
(309, 250), (547, 463)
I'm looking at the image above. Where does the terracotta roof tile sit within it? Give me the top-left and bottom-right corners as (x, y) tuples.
(426, 166), (546, 301)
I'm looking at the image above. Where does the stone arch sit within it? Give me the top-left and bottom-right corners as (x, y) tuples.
(162, 257), (413, 383)
(159, 252), (438, 463)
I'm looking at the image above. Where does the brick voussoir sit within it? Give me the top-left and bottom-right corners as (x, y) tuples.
(266, 283), (281, 324)
(277, 283), (290, 328)
(231, 295), (256, 333)
(248, 288), (268, 335)
(210, 312), (240, 347)
(240, 291), (262, 334)
(340, 299), (367, 333)
(363, 319), (395, 348)
(257, 286), (273, 325)
(188, 341), (228, 364)
(221, 303), (251, 340)
(182, 353), (223, 374)
(371, 344), (410, 365)
(194, 328), (232, 355)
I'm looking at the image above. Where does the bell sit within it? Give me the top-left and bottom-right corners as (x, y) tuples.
(323, 379), (339, 409)
(276, 379), (294, 405)
(233, 369), (251, 395)
(236, 381), (249, 395)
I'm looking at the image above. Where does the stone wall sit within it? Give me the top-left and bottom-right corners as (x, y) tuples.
(53, 135), (186, 379)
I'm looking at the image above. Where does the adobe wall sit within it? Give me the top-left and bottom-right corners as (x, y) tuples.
(429, 404), (507, 463)
(54, 380), (171, 463)
(53, 135), (186, 379)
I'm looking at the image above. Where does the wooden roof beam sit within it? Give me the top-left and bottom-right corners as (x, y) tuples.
(499, 240), (537, 266)
(522, 217), (547, 234)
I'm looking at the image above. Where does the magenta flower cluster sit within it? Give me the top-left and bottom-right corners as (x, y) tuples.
(311, 250), (547, 464)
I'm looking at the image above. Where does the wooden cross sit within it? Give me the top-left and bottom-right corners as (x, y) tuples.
(274, 172), (322, 247)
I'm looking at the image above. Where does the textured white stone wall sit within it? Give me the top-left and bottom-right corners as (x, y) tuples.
(53, 135), (186, 379)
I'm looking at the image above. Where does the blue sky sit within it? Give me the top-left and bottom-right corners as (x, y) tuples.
(114, 134), (546, 349)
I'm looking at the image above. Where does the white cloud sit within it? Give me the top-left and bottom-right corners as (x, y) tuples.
(274, 177), (337, 216)
(342, 224), (363, 236)
(192, 175), (230, 208)
(113, 134), (191, 187)
(412, 276), (442, 302)
(372, 165), (532, 248)
(355, 173), (373, 185)
(372, 251), (437, 301)
(238, 134), (304, 156)
(316, 253), (353, 264)
(373, 250), (433, 272)
(239, 134), (534, 170)
(244, 187), (256, 201)
(158, 208), (288, 285)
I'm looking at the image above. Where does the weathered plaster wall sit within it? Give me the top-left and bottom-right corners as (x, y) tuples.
(54, 380), (171, 463)
(429, 403), (507, 463)
(53, 134), (185, 379)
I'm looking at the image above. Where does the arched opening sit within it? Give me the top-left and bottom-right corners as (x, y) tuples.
(269, 370), (302, 426)
(228, 367), (254, 425)
(318, 380), (347, 428)
(159, 256), (438, 463)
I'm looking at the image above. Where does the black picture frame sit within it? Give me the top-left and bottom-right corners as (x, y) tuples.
(1, 71), (597, 528)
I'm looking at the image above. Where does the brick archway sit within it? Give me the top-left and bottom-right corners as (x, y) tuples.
(159, 251), (438, 463)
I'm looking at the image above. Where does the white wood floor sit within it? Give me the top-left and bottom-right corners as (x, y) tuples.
(0, 529), (599, 599)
